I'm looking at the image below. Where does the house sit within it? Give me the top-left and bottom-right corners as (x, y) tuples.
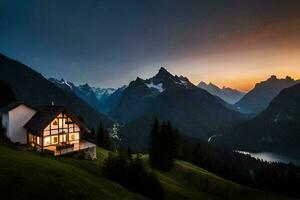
(1, 102), (96, 159)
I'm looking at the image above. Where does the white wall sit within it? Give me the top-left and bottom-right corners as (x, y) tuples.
(6, 105), (37, 144)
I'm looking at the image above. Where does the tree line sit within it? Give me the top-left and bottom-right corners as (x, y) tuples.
(145, 118), (300, 198)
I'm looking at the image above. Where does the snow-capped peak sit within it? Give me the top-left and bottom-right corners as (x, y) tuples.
(92, 87), (116, 100)
(49, 78), (74, 90)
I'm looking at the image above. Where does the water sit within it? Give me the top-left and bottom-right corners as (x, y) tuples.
(236, 150), (300, 166)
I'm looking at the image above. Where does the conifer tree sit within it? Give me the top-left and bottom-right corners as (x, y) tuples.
(149, 118), (160, 168)
(97, 123), (112, 150)
(149, 119), (180, 171)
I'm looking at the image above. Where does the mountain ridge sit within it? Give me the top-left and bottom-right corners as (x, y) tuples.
(112, 67), (243, 150)
(235, 75), (300, 114)
(198, 81), (245, 104)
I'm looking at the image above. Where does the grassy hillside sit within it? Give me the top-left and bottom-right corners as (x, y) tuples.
(0, 144), (145, 200)
(0, 144), (292, 200)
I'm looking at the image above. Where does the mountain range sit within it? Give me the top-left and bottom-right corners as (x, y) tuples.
(2, 53), (300, 156)
(0, 54), (112, 129)
(111, 67), (243, 151)
(235, 75), (299, 114)
(198, 81), (245, 104)
(49, 78), (126, 113)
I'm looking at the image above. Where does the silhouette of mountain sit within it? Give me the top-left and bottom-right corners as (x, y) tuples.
(112, 67), (243, 150)
(235, 75), (299, 114)
(198, 81), (245, 104)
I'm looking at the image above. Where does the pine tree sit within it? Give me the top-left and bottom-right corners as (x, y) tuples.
(97, 123), (112, 150)
(149, 118), (160, 168)
(149, 119), (180, 171)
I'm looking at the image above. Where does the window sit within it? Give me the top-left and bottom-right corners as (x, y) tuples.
(28, 134), (34, 143)
(70, 133), (76, 140)
(69, 133), (79, 141)
(44, 130), (50, 136)
(59, 119), (63, 128)
(44, 137), (51, 146)
(51, 129), (58, 135)
(63, 118), (68, 128)
(37, 137), (41, 145)
(59, 134), (67, 143)
(52, 119), (58, 129)
(74, 124), (80, 132)
(52, 136), (58, 144)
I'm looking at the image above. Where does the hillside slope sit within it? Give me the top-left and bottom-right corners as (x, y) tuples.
(0, 144), (291, 200)
(0, 54), (112, 129)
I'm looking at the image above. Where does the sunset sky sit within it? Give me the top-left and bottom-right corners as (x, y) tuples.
(0, 0), (300, 91)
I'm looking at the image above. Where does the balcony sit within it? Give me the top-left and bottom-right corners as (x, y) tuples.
(43, 139), (96, 156)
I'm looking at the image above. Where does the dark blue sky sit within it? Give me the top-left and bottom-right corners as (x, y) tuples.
(1, 0), (299, 90)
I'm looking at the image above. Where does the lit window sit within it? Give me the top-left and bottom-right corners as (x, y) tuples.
(52, 136), (58, 144)
(44, 137), (51, 146)
(28, 134), (34, 143)
(70, 133), (75, 140)
(44, 130), (50, 136)
(37, 137), (41, 145)
(60, 134), (67, 142)
(74, 124), (80, 132)
(51, 129), (58, 135)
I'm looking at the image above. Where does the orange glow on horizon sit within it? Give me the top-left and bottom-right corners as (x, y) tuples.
(167, 48), (300, 92)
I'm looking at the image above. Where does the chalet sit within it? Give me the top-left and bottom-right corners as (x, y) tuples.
(1, 102), (96, 159)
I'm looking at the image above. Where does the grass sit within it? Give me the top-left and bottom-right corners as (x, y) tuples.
(0, 145), (145, 200)
(0, 144), (294, 200)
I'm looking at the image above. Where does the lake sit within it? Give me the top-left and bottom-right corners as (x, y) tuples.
(236, 150), (300, 166)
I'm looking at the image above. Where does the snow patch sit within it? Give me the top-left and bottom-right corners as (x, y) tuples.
(145, 81), (165, 93)
(63, 80), (73, 90)
(207, 134), (222, 143)
(180, 79), (187, 85)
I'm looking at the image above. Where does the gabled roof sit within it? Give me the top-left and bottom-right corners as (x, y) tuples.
(1, 101), (37, 113)
(24, 105), (90, 136)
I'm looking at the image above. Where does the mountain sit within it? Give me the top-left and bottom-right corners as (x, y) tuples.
(49, 78), (102, 112)
(231, 83), (300, 157)
(92, 87), (116, 103)
(235, 75), (299, 114)
(49, 78), (125, 113)
(97, 86), (126, 113)
(112, 67), (243, 150)
(198, 81), (245, 104)
(0, 54), (112, 128)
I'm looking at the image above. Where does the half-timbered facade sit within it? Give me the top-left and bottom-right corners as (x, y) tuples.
(1, 103), (96, 158)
